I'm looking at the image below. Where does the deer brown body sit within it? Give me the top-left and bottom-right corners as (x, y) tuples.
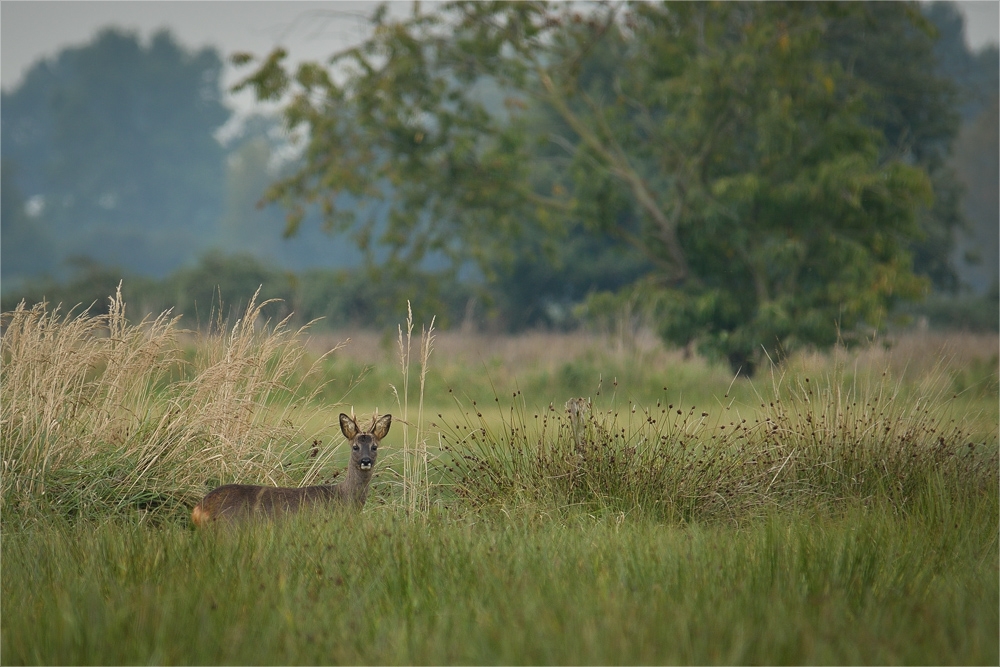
(191, 413), (390, 527)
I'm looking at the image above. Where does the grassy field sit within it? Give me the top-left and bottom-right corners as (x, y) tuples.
(2, 293), (998, 664)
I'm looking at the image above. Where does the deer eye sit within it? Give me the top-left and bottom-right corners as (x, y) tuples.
(352, 444), (359, 451)
(371, 444), (378, 451)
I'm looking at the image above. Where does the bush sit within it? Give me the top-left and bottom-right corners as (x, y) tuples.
(0, 253), (293, 328)
(2, 253), (482, 332)
(162, 251), (296, 326)
(0, 260), (156, 316)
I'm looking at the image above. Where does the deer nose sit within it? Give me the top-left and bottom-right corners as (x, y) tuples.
(359, 457), (373, 470)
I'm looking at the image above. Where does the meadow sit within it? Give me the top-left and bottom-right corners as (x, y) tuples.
(1, 291), (997, 664)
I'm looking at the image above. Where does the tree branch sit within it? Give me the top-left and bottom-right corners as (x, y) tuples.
(536, 66), (689, 282)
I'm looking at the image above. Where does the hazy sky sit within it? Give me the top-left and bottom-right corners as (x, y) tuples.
(2, 1), (998, 104)
(1, 2), (402, 97)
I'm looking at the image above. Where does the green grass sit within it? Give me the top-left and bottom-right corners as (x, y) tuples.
(3, 492), (996, 665)
(2, 296), (998, 664)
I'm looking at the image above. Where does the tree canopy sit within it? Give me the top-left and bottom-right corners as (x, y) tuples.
(234, 1), (953, 372)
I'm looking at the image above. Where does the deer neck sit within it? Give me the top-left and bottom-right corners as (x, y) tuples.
(341, 464), (373, 504)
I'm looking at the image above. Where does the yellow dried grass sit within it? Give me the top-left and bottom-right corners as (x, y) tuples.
(1, 285), (343, 521)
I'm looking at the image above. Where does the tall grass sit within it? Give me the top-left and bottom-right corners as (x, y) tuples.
(439, 362), (997, 520)
(391, 301), (436, 514)
(1, 286), (343, 524)
(2, 496), (996, 665)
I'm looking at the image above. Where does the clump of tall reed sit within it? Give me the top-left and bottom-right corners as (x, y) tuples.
(438, 365), (997, 521)
(388, 301), (436, 514)
(1, 286), (341, 524)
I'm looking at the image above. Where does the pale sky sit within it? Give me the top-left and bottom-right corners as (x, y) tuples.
(1, 0), (998, 104)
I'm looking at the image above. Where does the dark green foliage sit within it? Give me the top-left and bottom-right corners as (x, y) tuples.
(486, 221), (652, 330)
(820, 1), (987, 293)
(0, 259), (157, 317)
(165, 251), (296, 326)
(0, 253), (288, 325)
(0, 253), (476, 333)
(295, 264), (475, 330)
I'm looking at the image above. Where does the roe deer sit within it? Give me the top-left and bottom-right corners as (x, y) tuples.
(191, 413), (391, 527)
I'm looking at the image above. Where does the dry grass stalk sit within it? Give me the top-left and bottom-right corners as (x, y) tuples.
(392, 301), (435, 514)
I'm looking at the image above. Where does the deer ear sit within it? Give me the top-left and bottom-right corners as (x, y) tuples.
(372, 414), (392, 440)
(340, 413), (359, 440)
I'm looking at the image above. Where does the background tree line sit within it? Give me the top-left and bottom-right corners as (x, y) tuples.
(1, 2), (997, 371)
(0, 29), (357, 285)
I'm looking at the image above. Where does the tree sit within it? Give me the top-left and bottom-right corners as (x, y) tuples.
(923, 1), (999, 295)
(925, 1), (999, 122)
(0, 161), (56, 286)
(1, 28), (230, 279)
(234, 1), (938, 373)
(819, 2), (964, 292)
(215, 113), (369, 273)
(951, 95), (1000, 296)
(218, 120), (291, 258)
